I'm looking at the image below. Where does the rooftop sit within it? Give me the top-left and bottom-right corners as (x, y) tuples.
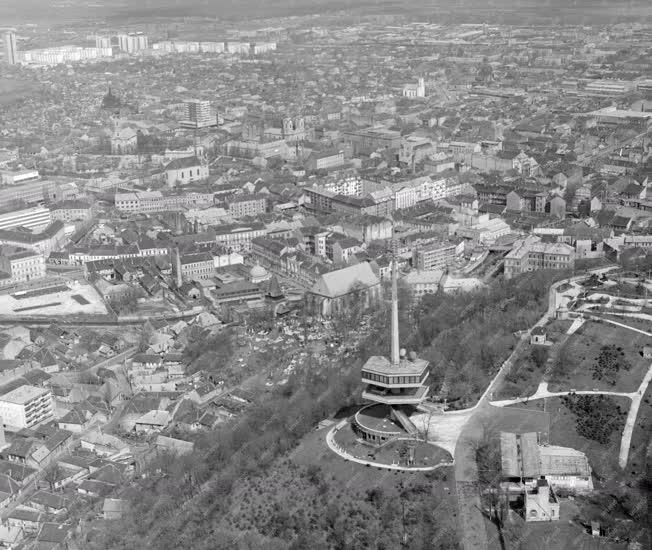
(165, 156), (203, 171)
(0, 384), (49, 405)
(362, 355), (429, 377)
(354, 403), (404, 435)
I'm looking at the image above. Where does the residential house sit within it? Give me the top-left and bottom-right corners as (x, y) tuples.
(134, 410), (171, 434)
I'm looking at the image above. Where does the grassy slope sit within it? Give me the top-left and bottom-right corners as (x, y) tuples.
(548, 321), (650, 393)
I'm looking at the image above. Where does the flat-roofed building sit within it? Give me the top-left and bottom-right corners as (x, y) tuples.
(342, 127), (401, 155)
(214, 222), (266, 252)
(181, 100), (216, 129)
(306, 150), (345, 171)
(115, 191), (165, 214)
(225, 194), (267, 218)
(50, 200), (92, 222)
(0, 179), (59, 210)
(321, 173), (362, 197)
(584, 106), (652, 128)
(500, 431), (593, 493)
(180, 252), (214, 281)
(413, 241), (459, 271)
(456, 215), (511, 245)
(0, 206), (51, 231)
(583, 79), (635, 97)
(0, 169), (39, 186)
(0, 385), (54, 430)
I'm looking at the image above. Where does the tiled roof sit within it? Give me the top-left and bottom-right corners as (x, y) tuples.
(165, 156), (202, 171)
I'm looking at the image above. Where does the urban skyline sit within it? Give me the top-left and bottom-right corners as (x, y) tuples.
(0, 3), (650, 550)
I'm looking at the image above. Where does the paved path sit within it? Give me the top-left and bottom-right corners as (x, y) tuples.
(489, 381), (634, 408)
(619, 361), (652, 468)
(447, 268), (616, 550)
(567, 317), (585, 335)
(583, 313), (652, 337)
(325, 420), (453, 472)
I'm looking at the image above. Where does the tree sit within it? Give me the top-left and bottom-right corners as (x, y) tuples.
(592, 345), (631, 385)
(138, 323), (154, 353)
(530, 346), (548, 371)
(42, 463), (61, 492)
(563, 395), (625, 444)
(549, 340), (578, 381)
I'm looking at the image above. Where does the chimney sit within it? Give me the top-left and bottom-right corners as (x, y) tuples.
(174, 247), (182, 287)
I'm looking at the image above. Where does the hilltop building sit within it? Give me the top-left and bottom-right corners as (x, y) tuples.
(352, 250), (430, 445)
(500, 431), (593, 522)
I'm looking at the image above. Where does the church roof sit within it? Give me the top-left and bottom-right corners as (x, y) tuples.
(165, 156), (202, 171)
(310, 262), (379, 299)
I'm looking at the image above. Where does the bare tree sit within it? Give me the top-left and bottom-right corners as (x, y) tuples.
(42, 463), (61, 492)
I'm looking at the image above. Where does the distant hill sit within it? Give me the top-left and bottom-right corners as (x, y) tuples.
(1, 0), (650, 25)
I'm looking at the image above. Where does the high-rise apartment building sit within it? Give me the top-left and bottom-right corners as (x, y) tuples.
(182, 100), (216, 128)
(95, 36), (112, 49)
(114, 33), (148, 54)
(2, 31), (17, 65)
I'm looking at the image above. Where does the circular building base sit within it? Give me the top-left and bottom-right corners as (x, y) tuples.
(353, 403), (405, 444)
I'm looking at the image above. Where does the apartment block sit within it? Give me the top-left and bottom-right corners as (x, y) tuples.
(0, 386), (54, 429)
(413, 241), (459, 271)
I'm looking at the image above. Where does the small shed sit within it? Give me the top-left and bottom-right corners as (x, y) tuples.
(103, 498), (127, 520)
(530, 326), (547, 345)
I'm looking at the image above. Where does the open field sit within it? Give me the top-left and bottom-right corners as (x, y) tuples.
(548, 321), (650, 393)
(494, 343), (546, 400)
(0, 282), (107, 317)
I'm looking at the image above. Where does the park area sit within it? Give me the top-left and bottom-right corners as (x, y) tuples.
(0, 282), (108, 317)
(547, 320), (650, 393)
(500, 397), (649, 547)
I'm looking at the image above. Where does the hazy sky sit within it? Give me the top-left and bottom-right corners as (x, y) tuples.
(1, 0), (650, 26)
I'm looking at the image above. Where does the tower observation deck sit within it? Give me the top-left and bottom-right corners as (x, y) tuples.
(354, 241), (430, 444)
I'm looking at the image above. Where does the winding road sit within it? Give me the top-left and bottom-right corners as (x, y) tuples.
(445, 267), (622, 550)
